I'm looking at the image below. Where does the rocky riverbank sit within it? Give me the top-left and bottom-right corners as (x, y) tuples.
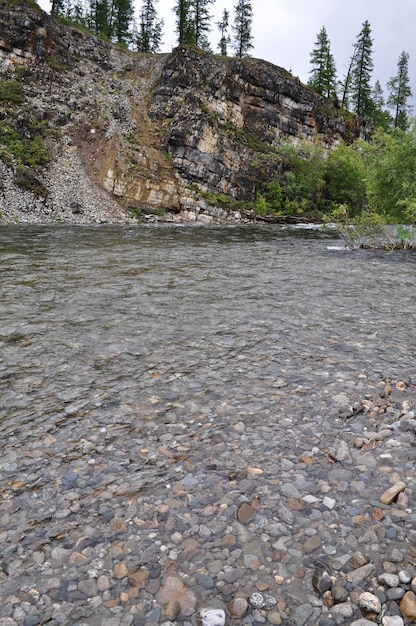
(1, 373), (415, 626)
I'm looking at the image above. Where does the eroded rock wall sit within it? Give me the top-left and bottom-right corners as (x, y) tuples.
(0, 1), (368, 222)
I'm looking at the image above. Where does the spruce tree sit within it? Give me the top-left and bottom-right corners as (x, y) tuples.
(51, 0), (66, 17)
(87, 0), (110, 37)
(339, 44), (357, 110)
(112, 0), (134, 43)
(135, 0), (164, 53)
(387, 51), (413, 130)
(174, 0), (194, 45)
(350, 20), (374, 118)
(232, 0), (253, 58)
(193, 0), (214, 50)
(372, 79), (392, 130)
(308, 26), (337, 99)
(217, 8), (231, 56)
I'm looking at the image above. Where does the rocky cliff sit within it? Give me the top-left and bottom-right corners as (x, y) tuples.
(0, 1), (368, 223)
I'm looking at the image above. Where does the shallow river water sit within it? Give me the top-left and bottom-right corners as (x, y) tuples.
(0, 224), (416, 625)
(1, 224), (415, 425)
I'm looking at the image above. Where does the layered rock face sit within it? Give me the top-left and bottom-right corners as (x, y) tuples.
(149, 48), (367, 204)
(0, 1), (367, 222)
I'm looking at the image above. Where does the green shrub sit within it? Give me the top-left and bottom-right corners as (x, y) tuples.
(47, 54), (68, 73)
(15, 166), (48, 198)
(322, 142), (367, 215)
(0, 121), (49, 169)
(0, 80), (25, 104)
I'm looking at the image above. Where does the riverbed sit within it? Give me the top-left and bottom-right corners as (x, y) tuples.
(1, 224), (415, 625)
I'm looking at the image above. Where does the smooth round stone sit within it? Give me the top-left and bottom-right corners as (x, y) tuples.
(399, 591), (416, 620)
(379, 573), (400, 588)
(267, 610), (282, 625)
(226, 597), (248, 618)
(332, 584), (348, 603)
(386, 587), (406, 601)
(331, 602), (354, 618)
(398, 570), (412, 584)
(359, 592), (381, 614)
(382, 616), (404, 626)
(237, 502), (256, 524)
(389, 549), (404, 563)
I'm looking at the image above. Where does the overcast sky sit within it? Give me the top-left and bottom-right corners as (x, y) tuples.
(38, 0), (416, 104)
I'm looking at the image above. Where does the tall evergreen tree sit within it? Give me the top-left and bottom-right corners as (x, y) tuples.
(87, 0), (110, 37)
(232, 0), (253, 57)
(217, 8), (231, 56)
(112, 0), (134, 43)
(372, 79), (392, 130)
(339, 44), (357, 109)
(135, 0), (164, 53)
(87, 0), (133, 43)
(387, 51), (413, 130)
(192, 0), (214, 50)
(350, 20), (374, 117)
(308, 26), (337, 99)
(173, 0), (213, 49)
(51, 0), (66, 16)
(173, 0), (194, 45)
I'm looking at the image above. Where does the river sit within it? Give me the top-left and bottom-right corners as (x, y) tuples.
(0, 223), (415, 624)
(1, 224), (415, 426)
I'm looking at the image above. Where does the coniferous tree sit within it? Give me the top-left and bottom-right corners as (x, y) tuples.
(339, 44), (357, 110)
(51, 0), (66, 16)
(350, 20), (374, 118)
(217, 8), (231, 56)
(87, 0), (110, 37)
(232, 0), (253, 57)
(372, 79), (392, 130)
(174, 0), (194, 45)
(135, 0), (164, 52)
(173, 0), (213, 49)
(193, 0), (214, 50)
(387, 51), (413, 130)
(87, 0), (133, 43)
(308, 26), (337, 99)
(112, 0), (134, 44)
(72, 1), (88, 25)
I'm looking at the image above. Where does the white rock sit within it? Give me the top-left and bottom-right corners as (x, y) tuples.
(378, 572), (400, 588)
(359, 591), (381, 614)
(382, 616), (404, 626)
(398, 570), (412, 585)
(323, 496), (336, 509)
(200, 608), (226, 626)
(249, 591), (277, 609)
